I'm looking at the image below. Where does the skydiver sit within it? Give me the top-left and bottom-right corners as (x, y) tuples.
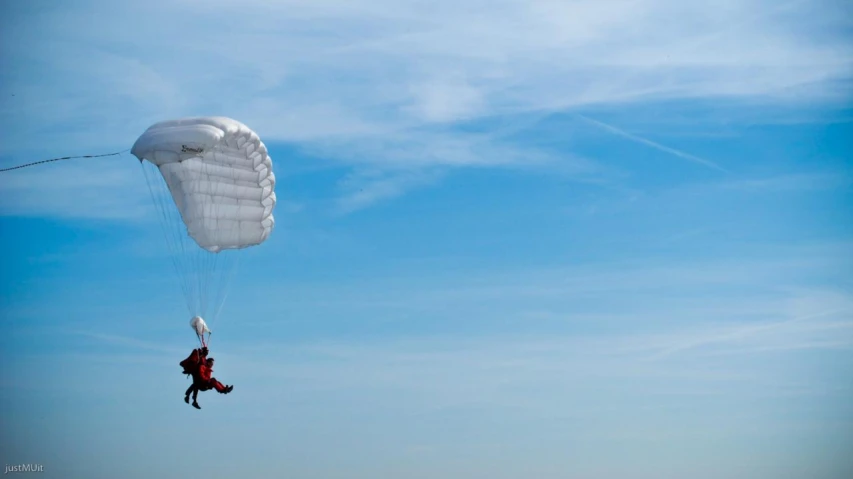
(180, 346), (213, 408)
(184, 357), (233, 409)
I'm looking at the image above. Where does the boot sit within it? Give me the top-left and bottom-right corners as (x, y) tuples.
(184, 395), (190, 404)
(192, 401), (201, 409)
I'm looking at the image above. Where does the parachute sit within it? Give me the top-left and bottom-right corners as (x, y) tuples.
(131, 117), (276, 344)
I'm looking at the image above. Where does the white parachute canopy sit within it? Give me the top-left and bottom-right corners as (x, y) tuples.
(131, 117), (276, 338)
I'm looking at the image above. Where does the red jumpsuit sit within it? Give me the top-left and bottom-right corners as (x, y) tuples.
(195, 363), (227, 393)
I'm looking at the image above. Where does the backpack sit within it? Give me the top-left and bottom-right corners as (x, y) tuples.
(179, 349), (201, 376)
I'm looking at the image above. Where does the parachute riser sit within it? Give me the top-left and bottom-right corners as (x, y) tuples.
(197, 331), (211, 348)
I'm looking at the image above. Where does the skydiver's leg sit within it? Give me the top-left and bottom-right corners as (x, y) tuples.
(219, 380), (233, 394)
(210, 378), (227, 393)
(190, 383), (201, 409)
(185, 384), (194, 403)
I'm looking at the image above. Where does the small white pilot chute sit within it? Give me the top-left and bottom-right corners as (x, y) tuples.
(190, 316), (212, 346)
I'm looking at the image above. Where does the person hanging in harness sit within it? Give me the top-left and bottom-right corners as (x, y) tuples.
(180, 316), (233, 409)
(183, 355), (233, 409)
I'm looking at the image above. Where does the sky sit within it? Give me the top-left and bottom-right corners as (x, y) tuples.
(1, 0), (852, 478)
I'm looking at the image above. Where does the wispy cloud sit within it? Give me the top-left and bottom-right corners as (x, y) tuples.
(1, 0), (850, 215)
(205, 262), (853, 422)
(234, 240), (853, 339)
(646, 308), (853, 360)
(3, 229), (851, 477)
(303, 124), (606, 213)
(66, 331), (186, 355)
(0, 153), (155, 220)
(218, 307), (853, 417)
(333, 168), (445, 214)
(719, 171), (853, 193)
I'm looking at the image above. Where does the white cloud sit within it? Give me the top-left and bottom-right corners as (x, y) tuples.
(405, 73), (487, 123)
(719, 171), (853, 193)
(0, 152), (155, 219)
(1, 0), (850, 216)
(333, 168), (445, 214)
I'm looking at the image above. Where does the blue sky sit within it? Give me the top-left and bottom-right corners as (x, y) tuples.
(1, 0), (852, 478)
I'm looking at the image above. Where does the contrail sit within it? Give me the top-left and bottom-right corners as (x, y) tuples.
(577, 114), (729, 173)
